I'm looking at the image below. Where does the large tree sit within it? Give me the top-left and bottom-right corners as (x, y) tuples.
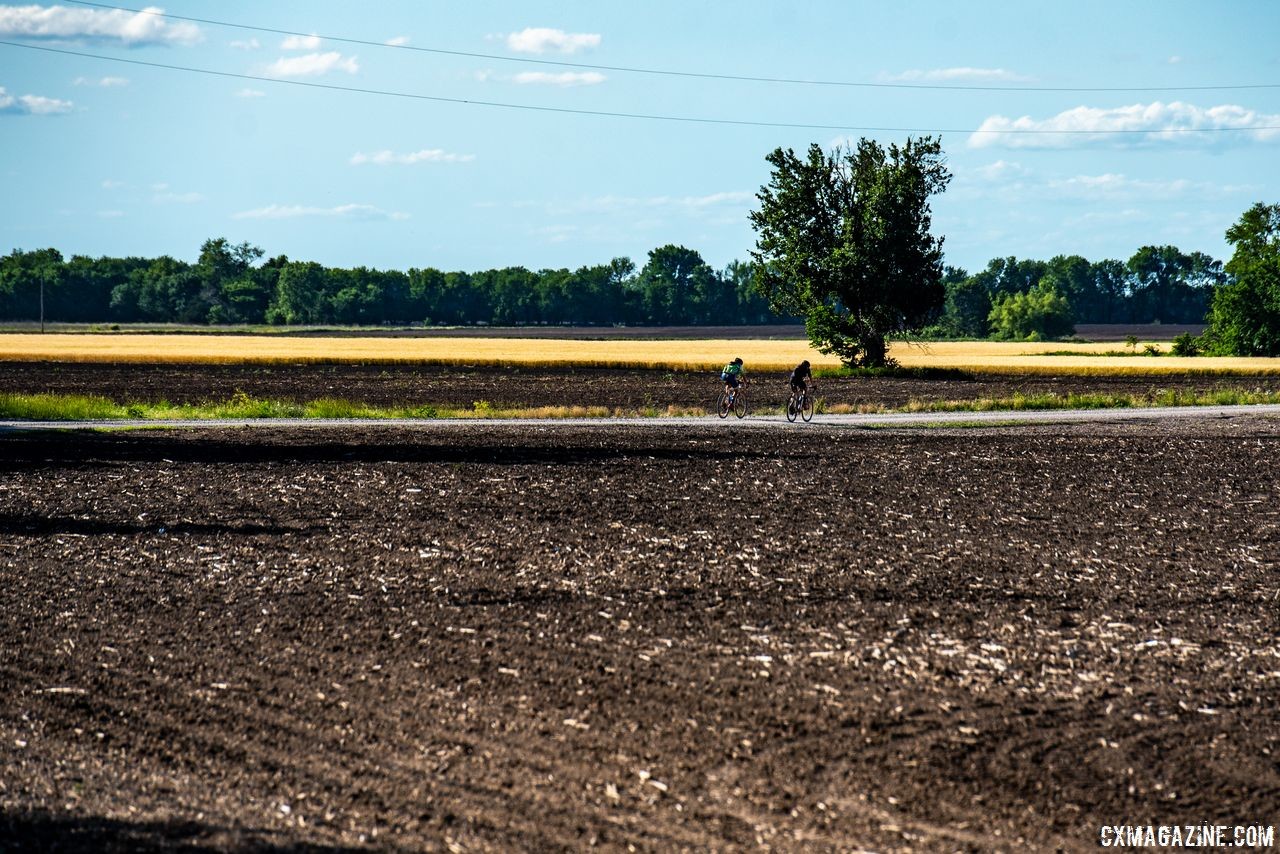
(1204, 203), (1280, 355)
(749, 137), (951, 366)
(1127, 245), (1224, 324)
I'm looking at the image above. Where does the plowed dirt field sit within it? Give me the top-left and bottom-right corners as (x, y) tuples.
(4, 362), (1280, 410)
(2, 417), (1278, 851)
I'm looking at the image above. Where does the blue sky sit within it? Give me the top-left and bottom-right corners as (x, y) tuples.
(2, 0), (1279, 275)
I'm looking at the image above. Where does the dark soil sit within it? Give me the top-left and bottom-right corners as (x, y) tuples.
(3, 361), (1279, 411)
(1, 418), (1278, 851)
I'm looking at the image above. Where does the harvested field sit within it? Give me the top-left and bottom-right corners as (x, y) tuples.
(1, 417), (1278, 851)
(5, 334), (1279, 374)
(3, 361), (1280, 411)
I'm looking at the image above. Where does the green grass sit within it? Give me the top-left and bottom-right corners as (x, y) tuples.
(3, 388), (1279, 423)
(0, 392), (706, 421)
(1038, 349), (1154, 357)
(901, 388), (1280, 413)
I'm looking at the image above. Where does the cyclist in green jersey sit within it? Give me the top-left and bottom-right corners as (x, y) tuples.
(720, 357), (744, 393)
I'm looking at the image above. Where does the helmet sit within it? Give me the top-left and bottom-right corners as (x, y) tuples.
(800, 359), (810, 368)
(733, 357), (743, 365)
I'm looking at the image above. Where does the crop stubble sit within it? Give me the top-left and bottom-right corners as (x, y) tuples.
(1, 417), (1278, 851)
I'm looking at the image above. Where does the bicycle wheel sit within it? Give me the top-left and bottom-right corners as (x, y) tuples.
(717, 391), (731, 418)
(734, 390), (747, 418)
(800, 393), (814, 422)
(786, 395), (798, 422)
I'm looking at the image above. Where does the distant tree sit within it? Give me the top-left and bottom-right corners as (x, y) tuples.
(198, 238), (264, 323)
(1204, 203), (1280, 355)
(722, 259), (779, 324)
(970, 256), (1049, 298)
(267, 261), (328, 324)
(637, 245), (715, 324)
(1127, 245), (1224, 324)
(749, 136), (951, 366)
(1087, 259), (1130, 323)
(987, 279), (1074, 340)
(941, 276), (993, 337)
(0, 248), (64, 321)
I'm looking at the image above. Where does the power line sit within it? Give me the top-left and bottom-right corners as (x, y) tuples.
(59, 0), (1280, 94)
(5, 40), (1280, 137)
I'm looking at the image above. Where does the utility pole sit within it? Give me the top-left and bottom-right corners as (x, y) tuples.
(40, 270), (45, 333)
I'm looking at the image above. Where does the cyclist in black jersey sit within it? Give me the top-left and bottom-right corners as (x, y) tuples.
(789, 360), (813, 396)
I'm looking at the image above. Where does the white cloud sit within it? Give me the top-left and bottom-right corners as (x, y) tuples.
(969, 101), (1280, 148)
(972, 160), (1031, 182)
(956, 160), (1257, 204)
(350, 148), (475, 165)
(1168, 55), (1183, 65)
(505, 27), (600, 54)
(280, 33), (321, 50)
(0, 4), (201, 46)
(547, 191), (751, 216)
(230, 37), (260, 50)
(266, 51), (358, 77)
(96, 209), (125, 218)
(233, 203), (409, 221)
(512, 71), (605, 86)
(883, 67), (1032, 84)
(153, 190), (204, 204)
(1046, 173), (1256, 201)
(0, 86), (73, 115)
(101, 179), (124, 189)
(385, 35), (410, 47)
(73, 75), (128, 87)
(235, 88), (266, 98)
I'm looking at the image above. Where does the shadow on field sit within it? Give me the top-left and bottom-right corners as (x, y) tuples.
(0, 513), (318, 538)
(0, 430), (785, 470)
(0, 809), (360, 853)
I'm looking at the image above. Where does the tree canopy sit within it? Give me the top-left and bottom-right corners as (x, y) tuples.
(749, 136), (951, 367)
(1204, 202), (1280, 356)
(0, 241), (781, 328)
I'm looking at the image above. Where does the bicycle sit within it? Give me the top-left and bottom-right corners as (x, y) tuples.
(786, 384), (814, 422)
(717, 379), (748, 419)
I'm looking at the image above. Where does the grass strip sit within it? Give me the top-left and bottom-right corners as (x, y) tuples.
(818, 388), (1280, 416)
(2, 389), (1279, 422)
(0, 393), (708, 421)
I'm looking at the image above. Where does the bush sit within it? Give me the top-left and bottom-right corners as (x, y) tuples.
(987, 280), (1075, 341)
(1169, 332), (1202, 357)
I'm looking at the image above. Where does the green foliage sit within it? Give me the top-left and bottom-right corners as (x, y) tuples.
(1203, 202), (1280, 356)
(749, 136), (951, 367)
(1, 240), (786, 328)
(0, 392), (122, 420)
(928, 248), (1223, 334)
(987, 279), (1075, 341)
(1126, 245), (1224, 324)
(1169, 332), (1203, 357)
(940, 276), (992, 337)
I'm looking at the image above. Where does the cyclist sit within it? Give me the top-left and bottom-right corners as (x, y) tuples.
(721, 357), (745, 395)
(789, 359), (813, 398)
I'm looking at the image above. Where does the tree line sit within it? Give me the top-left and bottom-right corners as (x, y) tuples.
(931, 247), (1228, 341)
(0, 238), (1231, 335)
(0, 241), (783, 327)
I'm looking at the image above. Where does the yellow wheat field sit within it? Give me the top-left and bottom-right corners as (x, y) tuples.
(0, 334), (1277, 374)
